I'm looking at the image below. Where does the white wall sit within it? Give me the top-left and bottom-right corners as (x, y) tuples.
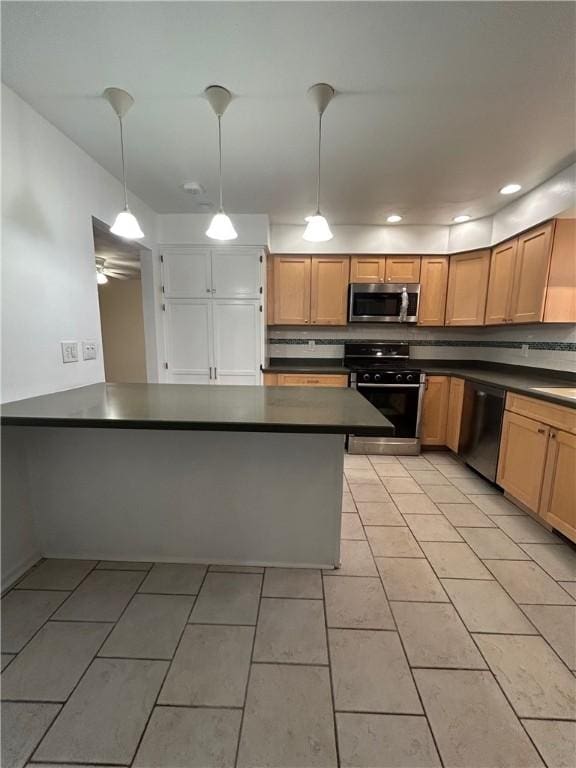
(158, 214), (269, 247)
(270, 164), (576, 255)
(1, 84), (159, 402)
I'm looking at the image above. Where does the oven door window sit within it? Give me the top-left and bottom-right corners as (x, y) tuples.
(357, 386), (419, 437)
(352, 291), (402, 318)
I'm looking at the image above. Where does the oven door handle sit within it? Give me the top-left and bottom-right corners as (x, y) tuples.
(356, 383), (420, 389)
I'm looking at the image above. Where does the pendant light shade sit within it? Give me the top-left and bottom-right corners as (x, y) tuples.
(103, 87), (144, 241)
(303, 214), (333, 242)
(204, 85), (237, 241)
(303, 83), (334, 242)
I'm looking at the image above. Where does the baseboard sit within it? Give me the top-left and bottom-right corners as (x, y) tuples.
(2, 551), (42, 593)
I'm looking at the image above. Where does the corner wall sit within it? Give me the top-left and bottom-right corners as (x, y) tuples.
(1, 84), (159, 403)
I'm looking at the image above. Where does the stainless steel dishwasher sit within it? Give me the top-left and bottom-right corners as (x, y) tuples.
(459, 382), (505, 483)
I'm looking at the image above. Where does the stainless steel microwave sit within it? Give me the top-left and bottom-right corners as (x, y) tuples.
(348, 283), (420, 323)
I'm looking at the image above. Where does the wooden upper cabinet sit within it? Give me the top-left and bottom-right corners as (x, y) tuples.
(421, 376), (450, 446)
(509, 221), (554, 324)
(310, 257), (349, 325)
(418, 256), (449, 326)
(544, 218), (576, 323)
(273, 256), (311, 325)
(350, 256), (386, 283)
(385, 256), (421, 283)
(445, 250), (490, 326)
(541, 428), (576, 541)
(497, 410), (550, 513)
(485, 239), (517, 325)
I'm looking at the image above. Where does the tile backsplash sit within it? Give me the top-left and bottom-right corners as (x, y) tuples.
(267, 324), (576, 373)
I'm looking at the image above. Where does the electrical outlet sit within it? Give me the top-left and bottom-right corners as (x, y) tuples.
(521, 343), (529, 358)
(82, 341), (98, 361)
(61, 341), (79, 363)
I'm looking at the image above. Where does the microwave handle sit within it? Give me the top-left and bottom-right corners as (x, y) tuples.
(399, 286), (408, 322)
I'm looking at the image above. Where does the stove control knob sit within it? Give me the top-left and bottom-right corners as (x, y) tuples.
(406, 373), (414, 382)
(396, 373), (403, 382)
(363, 373), (371, 382)
(374, 373), (382, 382)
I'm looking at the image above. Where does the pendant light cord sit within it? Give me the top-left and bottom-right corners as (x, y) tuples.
(119, 117), (128, 211)
(218, 115), (224, 211)
(316, 112), (323, 215)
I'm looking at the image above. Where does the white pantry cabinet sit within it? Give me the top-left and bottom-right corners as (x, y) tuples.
(161, 246), (262, 299)
(160, 246), (265, 385)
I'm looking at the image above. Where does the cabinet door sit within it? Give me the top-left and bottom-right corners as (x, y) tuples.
(445, 250), (490, 326)
(497, 411), (549, 512)
(212, 300), (262, 385)
(211, 248), (262, 299)
(385, 256), (421, 283)
(509, 222), (554, 324)
(540, 429), (576, 542)
(273, 256), (311, 324)
(485, 239), (517, 325)
(446, 377), (465, 453)
(164, 299), (212, 383)
(421, 376), (450, 446)
(310, 256), (349, 325)
(544, 219), (576, 323)
(162, 249), (212, 298)
(418, 256), (448, 326)
(350, 256), (386, 283)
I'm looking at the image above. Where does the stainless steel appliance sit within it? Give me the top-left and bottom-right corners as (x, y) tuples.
(348, 283), (420, 323)
(346, 343), (425, 455)
(459, 381), (505, 483)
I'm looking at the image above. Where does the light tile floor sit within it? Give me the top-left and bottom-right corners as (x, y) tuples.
(2, 451), (576, 768)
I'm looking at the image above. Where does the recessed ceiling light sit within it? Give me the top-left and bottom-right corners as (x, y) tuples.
(499, 183), (522, 195)
(386, 214), (403, 223)
(453, 215), (471, 223)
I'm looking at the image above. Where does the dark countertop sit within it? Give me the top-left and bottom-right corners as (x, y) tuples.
(263, 358), (349, 374)
(418, 363), (576, 409)
(1, 382), (394, 436)
(266, 357), (576, 408)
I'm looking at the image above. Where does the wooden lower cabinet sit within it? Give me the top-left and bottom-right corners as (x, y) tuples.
(540, 429), (576, 541)
(497, 411), (550, 512)
(264, 372), (348, 387)
(421, 376), (450, 446)
(445, 378), (465, 452)
(497, 397), (576, 543)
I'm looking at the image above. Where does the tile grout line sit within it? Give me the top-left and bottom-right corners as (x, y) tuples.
(126, 568), (207, 768)
(356, 482), (447, 768)
(321, 571), (341, 768)
(233, 566), (264, 768)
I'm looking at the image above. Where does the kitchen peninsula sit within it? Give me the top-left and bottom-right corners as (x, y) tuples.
(2, 383), (392, 576)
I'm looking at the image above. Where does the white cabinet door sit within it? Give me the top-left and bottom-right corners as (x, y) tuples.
(211, 248), (262, 298)
(212, 300), (262, 385)
(164, 300), (212, 383)
(162, 248), (211, 298)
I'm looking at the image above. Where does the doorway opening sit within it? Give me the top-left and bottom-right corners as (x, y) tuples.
(92, 218), (148, 383)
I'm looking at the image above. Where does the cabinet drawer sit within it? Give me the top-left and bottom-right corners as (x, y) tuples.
(276, 373), (348, 387)
(505, 393), (576, 435)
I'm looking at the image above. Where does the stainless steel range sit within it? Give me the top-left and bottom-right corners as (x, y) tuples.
(345, 342), (425, 455)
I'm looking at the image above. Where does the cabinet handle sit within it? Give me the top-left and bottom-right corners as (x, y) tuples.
(214, 367), (218, 379)
(206, 288), (211, 293)
(537, 428), (546, 434)
(209, 367), (212, 380)
(550, 432), (556, 439)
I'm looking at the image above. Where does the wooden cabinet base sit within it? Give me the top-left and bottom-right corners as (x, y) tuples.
(264, 372), (348, 388)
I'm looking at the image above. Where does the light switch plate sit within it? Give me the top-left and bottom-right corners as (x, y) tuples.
(61, 341), (79, 363)
(82, 341), (98, 360)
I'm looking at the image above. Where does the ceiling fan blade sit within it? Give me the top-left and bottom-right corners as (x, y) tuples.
(103, 270), (131, 280)
(104, 258), (141, 270)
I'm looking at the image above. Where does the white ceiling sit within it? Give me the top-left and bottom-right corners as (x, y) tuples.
(2, 1), (575, 225)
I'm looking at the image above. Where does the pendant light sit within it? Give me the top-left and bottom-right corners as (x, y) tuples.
(303, 83), (334, 242)
(204, 85), (237, 241)
(103, 87), (144, 240)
